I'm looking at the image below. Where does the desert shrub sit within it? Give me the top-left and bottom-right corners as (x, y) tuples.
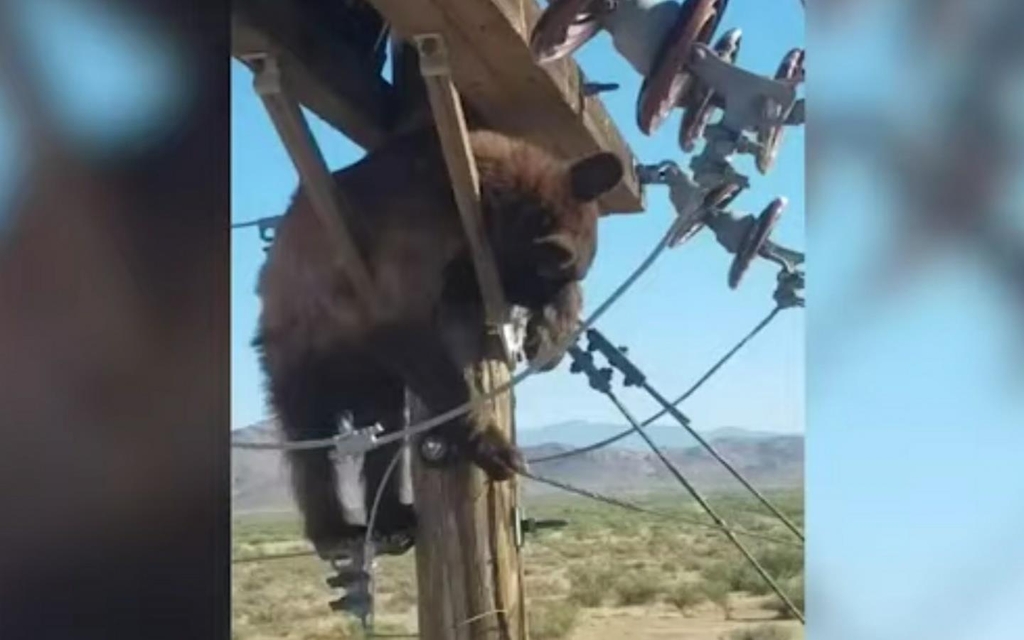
(757, 547), (803, 581)
(765, 544), (802, 577)
(559, 544), (589, 560)
(682, 554), (706, 572)
(529, 600), (580, 640)
(702, 580), (732, 619)
(567, 566), (612, 607)
(721, 623), (793, 640)
(734, 565), (774, 596)
(703, 559), (773, 596)
(613, 570), (665, 606)
(527, 577), (564, 598)
(666, 581), (706, 615)
(768, 575), (804, 620)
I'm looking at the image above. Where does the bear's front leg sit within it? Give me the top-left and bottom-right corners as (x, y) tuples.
(371, 321), (524, 481)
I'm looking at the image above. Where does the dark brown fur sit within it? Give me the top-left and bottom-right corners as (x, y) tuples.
(254, 127), (622, 554)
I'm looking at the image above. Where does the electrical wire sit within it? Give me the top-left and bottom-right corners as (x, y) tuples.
(528, 306), (781, 464)
(232, 218), (682, 453)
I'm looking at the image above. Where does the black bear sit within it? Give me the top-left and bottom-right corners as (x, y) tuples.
(254, 127), (622, 556)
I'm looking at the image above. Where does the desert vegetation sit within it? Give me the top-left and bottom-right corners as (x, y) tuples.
(232, 490), (804, 639)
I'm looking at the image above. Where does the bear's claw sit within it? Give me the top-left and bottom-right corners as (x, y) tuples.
(468, 431), (526, 481)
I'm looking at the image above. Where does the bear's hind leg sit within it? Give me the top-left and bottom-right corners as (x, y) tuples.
(266, 350), (367, 558)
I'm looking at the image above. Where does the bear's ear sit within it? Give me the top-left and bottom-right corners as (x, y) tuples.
(533, 233), (578, 279)
(569, 152), (624, 202)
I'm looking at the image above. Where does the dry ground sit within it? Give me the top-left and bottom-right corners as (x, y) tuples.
(232, 491), (804, 640)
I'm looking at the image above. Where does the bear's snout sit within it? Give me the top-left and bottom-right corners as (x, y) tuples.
(532, 233), (579, 280)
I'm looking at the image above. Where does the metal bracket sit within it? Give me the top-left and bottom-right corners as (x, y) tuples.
(584, 329), (645, 388)
(773, 269), (805, 309)
(250, 55), (378, 312)
(328, 425), (382, 459)
(514, 506), (569, 548)
(582, 81), (620, 96)
(686, 43), (798, 136)
(638, 160), (717, 247)
(414, 33), (517, 366)
(414, 34), (509, 326)
(568, 345), (614, 393)
(760, 239), (805, 274)
(257, 216), (280, 245)
(522, 517), (570, 534)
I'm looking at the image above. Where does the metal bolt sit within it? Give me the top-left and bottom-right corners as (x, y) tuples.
(420, 436), (448, 463)
(521, 517), (569, 534)
(419, 36), (438, 57)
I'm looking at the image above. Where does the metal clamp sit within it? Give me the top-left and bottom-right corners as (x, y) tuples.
(760, 238), (804, 275)
(521, 517), (570, 534)
(680, 28), (744, 152)
(686, 42), (799, 137)
(514, 506), (569, 547)
(329, 425), (382, 459)
(584, 329), (645, 388)
(637, 160), (717, 247)
(568, 345), (614, 393)
(257, 216), (280, 245)
(773, 269), (804, 309)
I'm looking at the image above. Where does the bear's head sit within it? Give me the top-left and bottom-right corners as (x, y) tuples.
(470, 131), (624, 310)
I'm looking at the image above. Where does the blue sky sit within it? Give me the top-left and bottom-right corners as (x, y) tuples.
(230, 1), (807, 433)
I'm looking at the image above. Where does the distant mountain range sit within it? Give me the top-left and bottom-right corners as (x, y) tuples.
(232, 420), (803, 513)
(515, 420), (792, 450)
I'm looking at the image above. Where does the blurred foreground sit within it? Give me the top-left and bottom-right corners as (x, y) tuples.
(0, 1), (228, 638)
(808, 2), (1024, 640)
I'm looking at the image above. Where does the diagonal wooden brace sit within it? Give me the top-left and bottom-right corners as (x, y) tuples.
(414, 34), (509, 330)
(250, 55), (377, 312)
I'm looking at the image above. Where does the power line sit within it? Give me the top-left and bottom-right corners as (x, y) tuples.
(232, 549), (317, 564)
(641, 306), (782, 426)
(363, 445), (407, 630)
(521, 465), (805, 622)
(636, 373), (805, 543)
(527, 306), (782, 464)
(519, 469), (800, 548)
(581, 326), (806, 543)
(555, 346), (803, 621)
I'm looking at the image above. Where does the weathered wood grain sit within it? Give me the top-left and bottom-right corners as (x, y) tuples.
(367, 0), (644, 214)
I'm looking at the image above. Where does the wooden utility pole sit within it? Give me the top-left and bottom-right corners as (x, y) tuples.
(409, 312), (526, 640)
(402, 33), (527, 640)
